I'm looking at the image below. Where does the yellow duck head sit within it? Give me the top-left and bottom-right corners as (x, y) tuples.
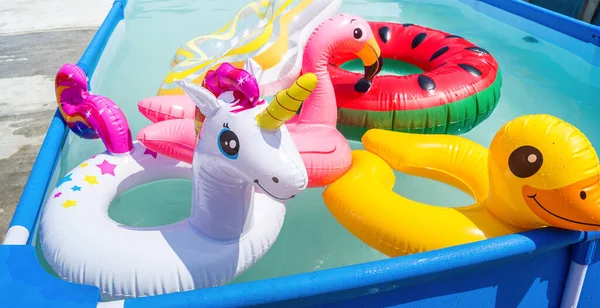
(487, 114), (600, 231)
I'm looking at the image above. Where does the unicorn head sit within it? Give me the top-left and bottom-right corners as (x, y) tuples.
(176, 62), (310, 200)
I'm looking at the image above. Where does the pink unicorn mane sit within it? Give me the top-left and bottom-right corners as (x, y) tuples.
(202, 63), (264, 113)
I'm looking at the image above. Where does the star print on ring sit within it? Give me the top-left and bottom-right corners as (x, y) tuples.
(84, 175), (99, 186)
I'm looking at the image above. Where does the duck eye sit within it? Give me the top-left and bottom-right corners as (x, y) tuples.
(508, 145), (543, 178)
(217, 128), (239, 159)
(353, 27), (363, 40)
(580, 191), (587, 200)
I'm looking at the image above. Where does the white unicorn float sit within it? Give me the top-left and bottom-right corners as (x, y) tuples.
(40, 62), (315, 299)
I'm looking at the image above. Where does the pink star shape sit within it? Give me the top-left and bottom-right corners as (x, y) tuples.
(144, 148), (157, 158)
(96, 159), (117, 176)
(54, 192), (62, 198)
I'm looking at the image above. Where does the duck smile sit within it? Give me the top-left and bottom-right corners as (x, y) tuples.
(526, 193), (600, 227)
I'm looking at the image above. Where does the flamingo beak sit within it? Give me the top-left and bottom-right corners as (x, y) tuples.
(354, 37), (383, 93)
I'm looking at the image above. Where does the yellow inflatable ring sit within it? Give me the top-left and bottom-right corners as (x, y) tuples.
(323, 114), (600, 257)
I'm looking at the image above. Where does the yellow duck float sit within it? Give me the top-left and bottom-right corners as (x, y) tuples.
(323, 114), (600, 257)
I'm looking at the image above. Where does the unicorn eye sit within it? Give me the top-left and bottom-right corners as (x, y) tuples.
(218, 128), (239, 159)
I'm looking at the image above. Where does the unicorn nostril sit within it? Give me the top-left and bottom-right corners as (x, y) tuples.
(272, 177), (279, 183)
(580, 191), (587, 200)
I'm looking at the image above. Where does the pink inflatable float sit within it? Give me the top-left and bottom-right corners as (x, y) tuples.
(138, 14), (383, 187)
(56, 63), (133, 154)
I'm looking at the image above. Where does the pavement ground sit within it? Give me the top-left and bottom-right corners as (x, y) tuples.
(0, 0), (113, 242)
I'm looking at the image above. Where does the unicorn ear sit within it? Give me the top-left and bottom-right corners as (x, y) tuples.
(175, 80), (222, 117)
(243, 58), (263, 78)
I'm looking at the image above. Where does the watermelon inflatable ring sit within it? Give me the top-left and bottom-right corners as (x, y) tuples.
(329, 22), (502, 139)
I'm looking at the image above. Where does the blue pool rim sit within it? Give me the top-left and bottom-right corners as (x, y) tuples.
(2, 0), (600, 307)
(473, 0), (600, 47)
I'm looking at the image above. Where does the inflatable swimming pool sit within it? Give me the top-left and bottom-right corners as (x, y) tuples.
(3, 0), (600, 307)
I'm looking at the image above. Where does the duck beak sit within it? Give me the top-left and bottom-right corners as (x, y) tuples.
(522, 174), (600, 231)
(354, 37), (383, 93)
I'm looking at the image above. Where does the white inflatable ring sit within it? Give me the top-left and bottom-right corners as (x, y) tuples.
(39, 142), (286, 299)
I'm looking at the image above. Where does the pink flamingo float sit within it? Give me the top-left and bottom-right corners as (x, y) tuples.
(138, 14), (383, 187)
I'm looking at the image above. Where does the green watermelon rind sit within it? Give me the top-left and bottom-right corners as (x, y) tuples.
(337, 69), (503, 141)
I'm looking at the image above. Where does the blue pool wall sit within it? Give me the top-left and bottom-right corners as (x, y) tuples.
(2, 0), (600, 307)
(1, 1), (126, 307)
(530, 0), (585, 20)
(524, 0), (600, 27)
(461, 0), (600, 65)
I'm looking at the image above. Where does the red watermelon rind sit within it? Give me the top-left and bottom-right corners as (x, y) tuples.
(337, 69), (502, 141)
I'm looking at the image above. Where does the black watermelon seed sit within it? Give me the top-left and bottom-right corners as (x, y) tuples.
(402, 23), (413, 28)
(445, 35), (463, 39)
(458, 64), (482, 77)
(412, 33), (427, 49)
(379, 26), (391, 43)
(429, 46), (449, 62)
(417, 75), (436, 91)
(465, 46), (489, 54)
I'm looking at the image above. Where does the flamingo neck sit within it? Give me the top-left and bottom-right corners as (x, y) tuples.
(189, 157), (255, 241)
(297, 31), (337, 126)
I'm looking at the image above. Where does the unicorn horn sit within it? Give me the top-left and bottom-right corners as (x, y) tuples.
(256, 73), (318, 130)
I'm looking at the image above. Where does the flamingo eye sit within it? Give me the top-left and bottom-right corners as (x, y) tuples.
(353, 27), (363, 40)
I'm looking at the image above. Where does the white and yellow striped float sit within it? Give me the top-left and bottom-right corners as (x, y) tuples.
(157, 0), (341, 97)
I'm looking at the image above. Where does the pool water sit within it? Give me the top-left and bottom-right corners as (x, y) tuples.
(37, 0), (600, 287)
(341, 58), (424, 75)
